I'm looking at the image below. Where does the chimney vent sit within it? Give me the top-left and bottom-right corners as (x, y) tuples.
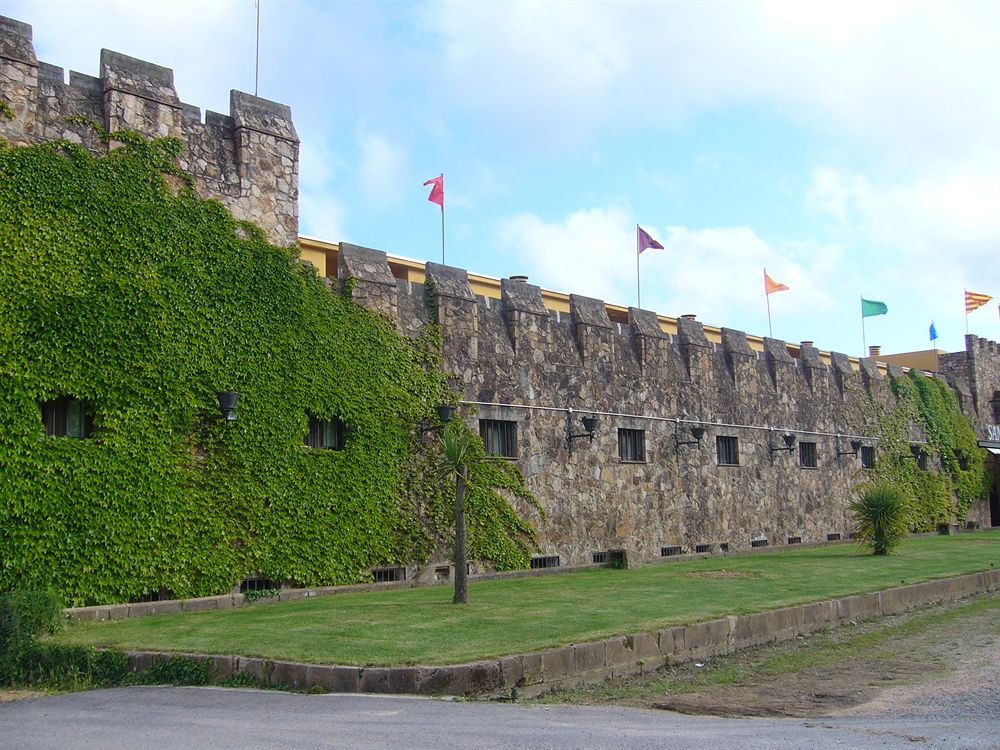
(869, 345), (881, 357)
(509, 275), (529, 283)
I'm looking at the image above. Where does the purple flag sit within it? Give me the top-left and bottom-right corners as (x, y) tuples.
(637, 225), (664, 255)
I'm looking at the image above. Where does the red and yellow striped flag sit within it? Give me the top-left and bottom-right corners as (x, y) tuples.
(965, 289), (992, 313)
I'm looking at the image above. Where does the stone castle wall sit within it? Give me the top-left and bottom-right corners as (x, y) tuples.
(340, 243), (996, 565)
(0, 16), (299, 246)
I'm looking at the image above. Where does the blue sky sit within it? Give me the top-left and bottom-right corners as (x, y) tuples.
(4, 0), (999, 357)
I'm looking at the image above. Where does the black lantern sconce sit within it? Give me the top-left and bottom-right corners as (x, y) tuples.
(420, 404), (456, 433)
(836, 436), (862, 459)
(567, 409), (599, 454)
(216, 390), (240, 426)
(769, 431), (796, 458)
(674, 421), (706, 455)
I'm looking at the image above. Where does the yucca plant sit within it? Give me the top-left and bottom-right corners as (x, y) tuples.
(850, 483), (909, 556)
(437, 423), (473, 604)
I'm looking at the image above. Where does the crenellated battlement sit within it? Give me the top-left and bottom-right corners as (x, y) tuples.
(0, 16), (299, 245)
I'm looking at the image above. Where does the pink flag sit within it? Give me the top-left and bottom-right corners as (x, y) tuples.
(637, 225), (663, 255)
(423, 174), (444, 208)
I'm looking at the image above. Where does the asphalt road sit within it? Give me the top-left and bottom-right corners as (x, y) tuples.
(1, 685), (995, 750)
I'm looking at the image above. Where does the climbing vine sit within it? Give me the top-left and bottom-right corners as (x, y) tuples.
(0, 132), (536, 605)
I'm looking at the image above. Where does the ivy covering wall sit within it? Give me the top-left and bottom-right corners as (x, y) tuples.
(0, 133), (535, 606)
(869, 369), (988, 530)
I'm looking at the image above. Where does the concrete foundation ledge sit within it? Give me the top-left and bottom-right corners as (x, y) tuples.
(115, 570), (996, 697)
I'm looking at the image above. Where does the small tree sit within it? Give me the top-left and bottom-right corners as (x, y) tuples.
(851, 483), (908, 556)
(438, 424), (473, 604)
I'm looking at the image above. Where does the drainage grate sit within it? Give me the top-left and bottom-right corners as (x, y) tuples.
(826, 533), (842, 541)
(787, 536), (802, 545)
(751, 539), (769, 548)
(661, 545), (683, 557)
(530, 555), (561, 569)
(694, 544), (711, 554)
(240, 577), (281, 593)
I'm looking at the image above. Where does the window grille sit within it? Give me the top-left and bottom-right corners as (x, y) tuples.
(41, 396), (93, 438)
(695, 543), (711, 553)
(372, 566), (406, 583)
(305, 415), (345, 450)
(592, 551), (608, 564)
(618, 428), (646, 462)
(787, 536), (802, 545)
(799, 441), (818, 468)
(530, 555), (560, 569)
(860, 445), (875, 469)
(826, 533), (842, 541)
(480, 419), (517, 458)
(661, 546), (683, 557)
(716, 436), (739, 466)
(751, 539), (769, 548)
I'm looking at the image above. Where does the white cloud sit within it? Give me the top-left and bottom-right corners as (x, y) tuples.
(497, 207), (843, 334)
(356, 130), (409, 209)
(419, 1), (1000, 163)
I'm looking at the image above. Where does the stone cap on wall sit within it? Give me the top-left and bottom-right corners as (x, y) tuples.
(629, 308), (667, 339)
(426, 262), (475, 301)
(338, 243), (396, 286)
(231, 90), (298, 142)
(501, 278), (548, 316)
(0, 16), (36, 66)
(101, 49), (180, 107)
(763, 337), (794, 365)
(721, 327), (754, 358)
(799, 343), (825, 370)
(570, 294), (612, 329)
(858, 357), (884, 381)
(830, 352), (854, 375)
(676, 316), (710, 349)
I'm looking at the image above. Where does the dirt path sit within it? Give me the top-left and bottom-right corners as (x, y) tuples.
(541, 595), (1000, 719)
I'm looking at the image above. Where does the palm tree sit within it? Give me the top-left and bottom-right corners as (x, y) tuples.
(851, 483), (908, 555)
(438, 424), (473, 604)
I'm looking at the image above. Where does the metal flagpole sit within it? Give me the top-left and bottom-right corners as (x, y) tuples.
(440, 173), (445, 263)
(255, 1), (260, 96)
(861, 296), (867, 356)
(636, 225), (641, 309)
(765, 268), (773, 338)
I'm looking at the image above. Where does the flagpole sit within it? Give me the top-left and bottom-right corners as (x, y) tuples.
(965, 289), (969, 335)
(636, 226), (641, 309)
(440, 173), (445, 263)
(765, 268), (773, 338)
(861, 296), (867, 356)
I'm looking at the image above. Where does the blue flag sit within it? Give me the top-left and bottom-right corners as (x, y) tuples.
(929, 321), (938, 342)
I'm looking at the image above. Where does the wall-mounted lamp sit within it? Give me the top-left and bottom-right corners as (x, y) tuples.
(837, 437), (862, 458)
(567, 409), (599, 454)
(420, 404), (456, 433)
(216, 390), (240, 426)
(674, 422), (706, 455)
(769, 431), (796, 457)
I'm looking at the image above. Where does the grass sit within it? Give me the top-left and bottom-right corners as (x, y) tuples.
(49, 531), (998, 667)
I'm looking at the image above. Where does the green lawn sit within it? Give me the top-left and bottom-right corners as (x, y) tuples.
(51, 531), (999, 667)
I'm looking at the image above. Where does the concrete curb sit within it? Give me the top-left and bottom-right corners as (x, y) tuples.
(118, 568), (1000, 698)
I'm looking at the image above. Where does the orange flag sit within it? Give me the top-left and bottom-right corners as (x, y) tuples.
(764, 271), (789, 295)
(965, 289), (991, 313)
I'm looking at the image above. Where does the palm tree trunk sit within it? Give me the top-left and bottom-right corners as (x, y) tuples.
(453, 464), (469, 604)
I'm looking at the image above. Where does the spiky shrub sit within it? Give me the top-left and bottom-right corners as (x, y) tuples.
(851, 484), (908, 556)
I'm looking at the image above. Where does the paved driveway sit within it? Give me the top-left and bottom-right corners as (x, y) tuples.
(1, 685), (995, 750)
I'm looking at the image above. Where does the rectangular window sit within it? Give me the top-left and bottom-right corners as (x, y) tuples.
(592, 551), (608, 564)
(751, 539), (769, 548)
(787, 536), (802, 545)
(911, 446), (928, 470)
(799, 441), (818, 468)
(372, 566), (406, 583)
(661, 546), (683, 557)
(480, 419), (517, 458)
(860, 445), (875, 469)
(305, 415), (345, 450)
(716, 436), (739, 466)
(530, 555), (560, 569)
(827, 533), (842, 541)
(41, 396), (93, 438)
(617, 428), (646, 462)
(694, 543), (711, 554)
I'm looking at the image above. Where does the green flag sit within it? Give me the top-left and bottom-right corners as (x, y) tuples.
(861, 298), (888, 318)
